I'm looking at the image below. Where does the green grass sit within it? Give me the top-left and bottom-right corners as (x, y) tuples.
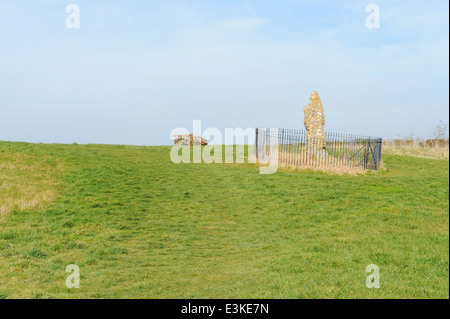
(0, 141), (448, 299)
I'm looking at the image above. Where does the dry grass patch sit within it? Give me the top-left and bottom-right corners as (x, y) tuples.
(276, 161), (367, 175)
(383, 140), (449, 160)
(251, 154), (376, 176)
(0, 190), (56, 217)
(0, 149), (64, 217)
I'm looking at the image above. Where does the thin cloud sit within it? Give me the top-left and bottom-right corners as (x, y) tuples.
(217, 17), (268, 31)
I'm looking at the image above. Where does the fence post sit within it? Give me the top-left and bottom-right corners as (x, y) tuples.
(375, 138), (382, 170)
(255, 128), (259, 160)
(364, 138), (370, 169)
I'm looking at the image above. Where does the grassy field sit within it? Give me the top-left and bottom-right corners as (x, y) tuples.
(0, 141), (448, 299)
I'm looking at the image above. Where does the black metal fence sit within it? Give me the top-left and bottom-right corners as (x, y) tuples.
(254, 128), (383, 170)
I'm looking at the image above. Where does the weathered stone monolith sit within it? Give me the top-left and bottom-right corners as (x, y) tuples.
(304, 91), (326, 157)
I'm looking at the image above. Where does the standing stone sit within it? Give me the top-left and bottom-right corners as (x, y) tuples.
(304, 91), (327, 157)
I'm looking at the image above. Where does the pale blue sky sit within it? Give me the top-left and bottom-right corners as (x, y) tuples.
(0, 0), (448, 145)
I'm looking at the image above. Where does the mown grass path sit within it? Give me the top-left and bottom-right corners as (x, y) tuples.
(0, 142), (448, 298)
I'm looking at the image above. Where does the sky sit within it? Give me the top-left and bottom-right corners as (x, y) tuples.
(0, 0), (448, 145)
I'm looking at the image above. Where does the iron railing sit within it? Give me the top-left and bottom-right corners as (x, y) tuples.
(254, 128), (382, 170)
